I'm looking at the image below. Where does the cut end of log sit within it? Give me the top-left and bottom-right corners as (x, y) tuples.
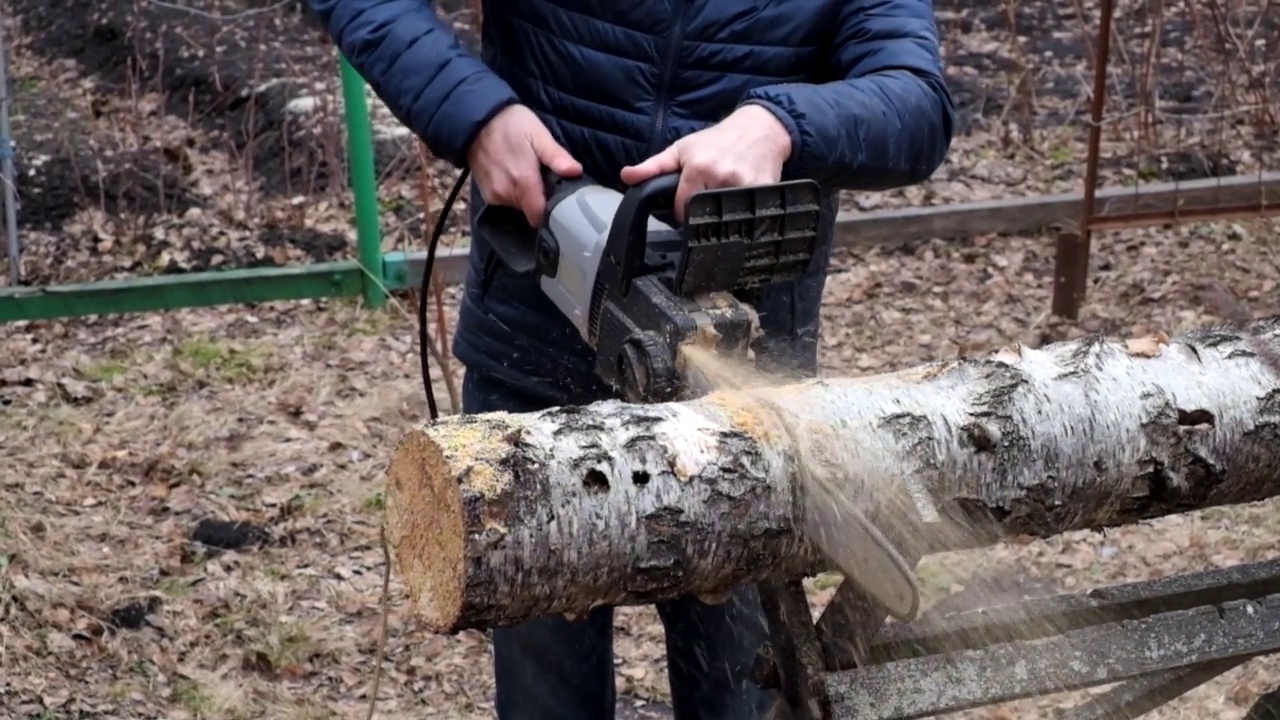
(386, 416), (523, 632)
(385, 428), (465, 631)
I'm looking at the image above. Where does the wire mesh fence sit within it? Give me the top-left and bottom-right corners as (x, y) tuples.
(1054, 0), (1280, 315)
(912, 0), (1279, 319)
(1083, 0), (1277, 204)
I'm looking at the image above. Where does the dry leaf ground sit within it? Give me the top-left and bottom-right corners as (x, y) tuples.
(2, 1), (1279, 718)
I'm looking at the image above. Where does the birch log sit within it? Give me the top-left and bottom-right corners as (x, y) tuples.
(386, 317), (1280, 633)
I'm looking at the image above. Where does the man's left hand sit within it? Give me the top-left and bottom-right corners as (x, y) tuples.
(620, 105), (792, 221)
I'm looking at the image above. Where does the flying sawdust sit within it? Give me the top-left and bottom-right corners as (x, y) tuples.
(676, 343), (1108, 672)
(676, 344), (923, 620)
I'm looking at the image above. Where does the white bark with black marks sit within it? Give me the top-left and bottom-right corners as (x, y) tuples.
(386, 318), (1280, 633)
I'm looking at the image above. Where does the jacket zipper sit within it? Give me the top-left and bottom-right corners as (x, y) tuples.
(646, 1), (688, 156)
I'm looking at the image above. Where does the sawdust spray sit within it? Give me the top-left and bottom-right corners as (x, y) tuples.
(675, 344), (1051, 642)
(676, 344), (926, 619)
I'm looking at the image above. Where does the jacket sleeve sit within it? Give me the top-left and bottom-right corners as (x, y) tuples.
(308, 0), (520, 168)
(739, 0), (955, 191)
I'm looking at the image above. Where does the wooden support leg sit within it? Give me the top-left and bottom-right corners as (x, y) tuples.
(754, 572), (912, 719)
(753, 508), (923, 719)
(814, 578), (896, 672)
(757, 580), (832, 720)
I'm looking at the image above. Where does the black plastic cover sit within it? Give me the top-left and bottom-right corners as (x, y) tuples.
(675, 179), (823, 297)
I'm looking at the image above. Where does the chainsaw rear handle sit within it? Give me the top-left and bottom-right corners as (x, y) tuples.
(600, 172), (682, 296)
(473, 167), (593, 275)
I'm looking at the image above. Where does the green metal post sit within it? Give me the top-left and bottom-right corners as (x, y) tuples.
(339, 54), (385, 309)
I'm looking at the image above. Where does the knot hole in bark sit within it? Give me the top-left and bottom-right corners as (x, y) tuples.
(1176, 408), (1215, 429)
(583, 468), (610, 493)
(963, 422), (998, 453)
(631, 470), (651, 486)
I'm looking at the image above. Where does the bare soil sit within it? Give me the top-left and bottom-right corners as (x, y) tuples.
(2, 0), (1279, 718)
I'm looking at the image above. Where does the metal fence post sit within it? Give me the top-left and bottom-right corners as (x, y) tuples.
(0, 15), (21, 287)
(339, 53), (385, 309)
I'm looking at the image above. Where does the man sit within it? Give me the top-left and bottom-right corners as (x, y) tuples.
(308, 1), (954, 718)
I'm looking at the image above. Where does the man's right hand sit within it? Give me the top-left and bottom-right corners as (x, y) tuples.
(467, 104), (583, 227)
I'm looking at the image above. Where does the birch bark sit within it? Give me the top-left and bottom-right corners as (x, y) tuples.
(386, 318), (1280, 632)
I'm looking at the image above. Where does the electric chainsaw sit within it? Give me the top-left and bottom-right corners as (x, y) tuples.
(474, 171), (824, 403)
(473, 171), (923, 621)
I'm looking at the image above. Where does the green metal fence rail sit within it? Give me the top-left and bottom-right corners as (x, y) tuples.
(0, 52), (470, 324)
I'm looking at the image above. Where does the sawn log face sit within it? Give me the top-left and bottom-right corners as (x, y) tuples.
(387, 317), (1280, 633)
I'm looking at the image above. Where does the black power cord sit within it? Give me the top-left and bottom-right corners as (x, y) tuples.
(418, 167), (470, 422)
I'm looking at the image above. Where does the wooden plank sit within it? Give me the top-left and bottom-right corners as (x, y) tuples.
(832, 172), (1280, 248)
(417, 173), (1280, 289)
(863, 557), (1280, 664)
(827, 594), (1280, 719)
(1058, 659), (1247, 720)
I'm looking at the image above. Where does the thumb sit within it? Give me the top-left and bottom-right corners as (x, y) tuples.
(621, 146), (681, 186)
(530, 131), (583, 178)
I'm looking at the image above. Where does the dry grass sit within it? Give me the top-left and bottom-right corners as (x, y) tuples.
(2, 0), (1280, 718)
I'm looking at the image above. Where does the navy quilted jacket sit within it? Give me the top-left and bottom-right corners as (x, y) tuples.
(312, 0), (953, 189)
(310, 0), (955, 403)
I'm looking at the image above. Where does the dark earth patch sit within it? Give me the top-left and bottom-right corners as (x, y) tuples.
(12, 0), (342, 200)
(18, 150), (202, 232)
(934, 0), (1277, 132)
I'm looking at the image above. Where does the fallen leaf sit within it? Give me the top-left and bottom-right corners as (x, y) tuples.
(1125, 331), (1170, 357)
